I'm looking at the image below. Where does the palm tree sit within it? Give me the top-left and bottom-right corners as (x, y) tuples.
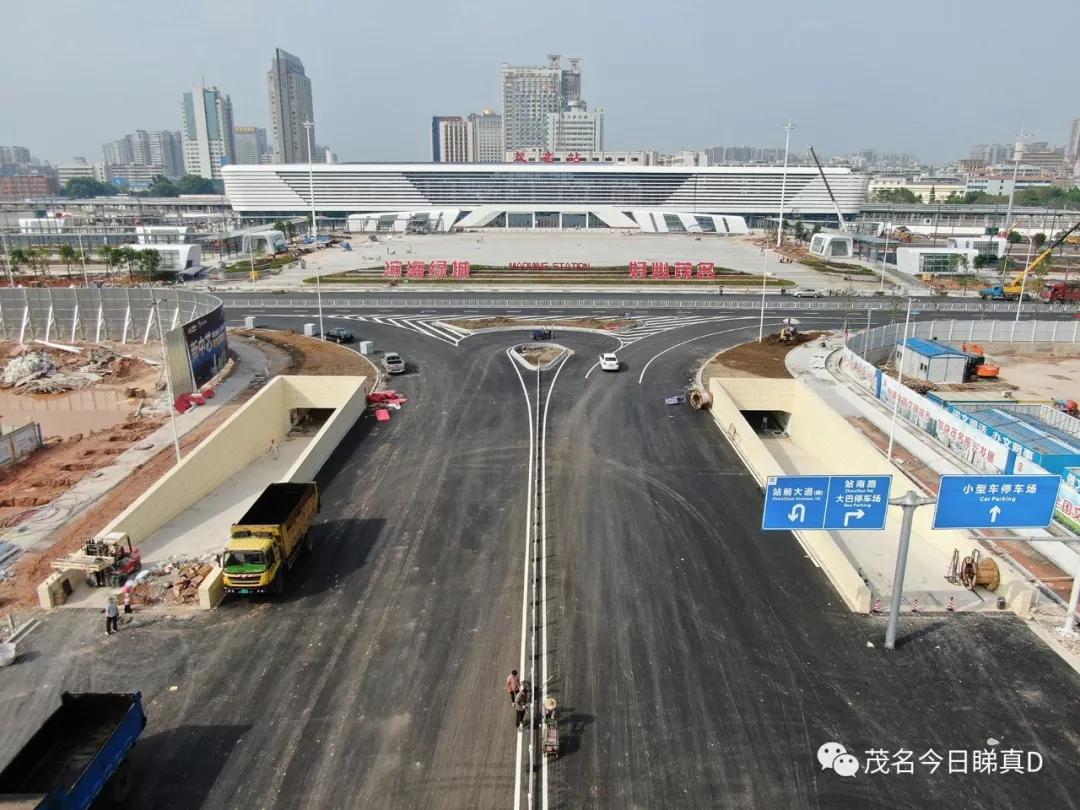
(97, 245), (115, 281)
(58, 244), (76, 278)
(8, 249), (27, 281)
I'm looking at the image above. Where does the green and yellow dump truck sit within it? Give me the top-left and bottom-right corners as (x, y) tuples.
(222, 482), (320, 596)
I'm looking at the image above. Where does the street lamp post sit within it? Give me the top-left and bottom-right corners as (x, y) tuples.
(886, 297), (913, 461)
(77, 232), (89, 287)
(152, 297), (182, 464)
(301, 120), (324, 339)
(0, 232), (12, 287)
(758, 249), (770, 342)
(776, 120), (795, 248)
(879, 227), (891, 293)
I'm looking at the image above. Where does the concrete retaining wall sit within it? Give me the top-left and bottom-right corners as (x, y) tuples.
(98, 375), (366, 549)
(707, 377), (872, 612)
(707, 375), (1035, 615)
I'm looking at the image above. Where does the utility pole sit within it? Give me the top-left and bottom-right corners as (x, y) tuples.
(77, 231), (89, 287)
(0, 231), (12, 287)
(884, 490), (937, 650)
(776, 120), (795, 248)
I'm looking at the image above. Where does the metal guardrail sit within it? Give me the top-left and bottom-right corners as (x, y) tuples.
(222, 295), (1077, 315)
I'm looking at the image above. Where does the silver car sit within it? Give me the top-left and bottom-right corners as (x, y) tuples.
(382, 352), (405, 374)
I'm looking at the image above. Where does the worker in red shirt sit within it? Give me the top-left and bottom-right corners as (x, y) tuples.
(506, 670), (521, 703)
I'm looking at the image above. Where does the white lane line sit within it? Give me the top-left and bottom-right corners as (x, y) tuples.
(539, 353), (567, 810)
(637, 321), (787, 385)
(583, 360), (600, 379)
(507, 349), (534, 810)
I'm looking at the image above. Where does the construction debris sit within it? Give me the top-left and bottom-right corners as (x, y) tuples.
(1, 347), (138, 394)
(126, 555), (216, 607)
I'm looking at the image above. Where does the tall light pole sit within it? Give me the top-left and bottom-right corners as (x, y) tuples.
(879, 227), (891, 293)
(776, 120), (795, 247)
(0, 231), (12, 287)
(301, 120), (324, 339)
(758, 248), (770, 342)
(1003, 133), (1027, 235)
(77, 232), (89, 287)
(886, 297), (913, 461)
(152, 297), (182, 464)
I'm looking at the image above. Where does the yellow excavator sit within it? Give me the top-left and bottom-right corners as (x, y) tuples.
(981, 219), (1080, 301)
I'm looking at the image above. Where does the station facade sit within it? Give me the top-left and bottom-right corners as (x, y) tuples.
(222, 163), (868, 234)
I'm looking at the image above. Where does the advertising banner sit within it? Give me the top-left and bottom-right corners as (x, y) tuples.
(184, 305), (228, 388)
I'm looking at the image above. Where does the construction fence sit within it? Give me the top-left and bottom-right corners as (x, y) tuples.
(0, 288), (226, 397)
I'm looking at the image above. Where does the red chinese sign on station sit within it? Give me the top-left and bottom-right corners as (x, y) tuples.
(628, 261), (717, 280)
(383, 260), (470, 279)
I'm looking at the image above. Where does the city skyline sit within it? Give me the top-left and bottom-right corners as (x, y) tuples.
(1, 0), (1078, 166)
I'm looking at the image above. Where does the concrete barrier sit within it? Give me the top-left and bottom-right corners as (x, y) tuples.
(197, 566), (225, 609)
(37, 570), (77, 609)
(707, 377), (872, 612)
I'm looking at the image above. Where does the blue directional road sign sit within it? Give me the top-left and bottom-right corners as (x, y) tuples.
(933, 474), (1060, 530)
(762, 475), (892, 531)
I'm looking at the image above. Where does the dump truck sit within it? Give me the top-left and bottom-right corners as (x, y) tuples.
(0, 692), (146, 809)
(222, 482), (319, 596)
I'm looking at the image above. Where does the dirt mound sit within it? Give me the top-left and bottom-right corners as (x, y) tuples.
(703, 332), (824, 379)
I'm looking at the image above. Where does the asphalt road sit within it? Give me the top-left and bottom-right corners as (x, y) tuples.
(2, 307), (1079, 809)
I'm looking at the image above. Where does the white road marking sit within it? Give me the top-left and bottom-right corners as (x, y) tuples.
(583, 360), (601, 379)
(539, 354), (567, 810)
(507, 349), (534, 810)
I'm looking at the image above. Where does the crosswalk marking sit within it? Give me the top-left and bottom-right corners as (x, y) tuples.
(333, 313), (749, 348)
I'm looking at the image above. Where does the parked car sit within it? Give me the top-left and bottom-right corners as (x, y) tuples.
(531, 328), (553, 340)
(321, 327), (354, 343)
(791, 288), (823, 298)
(382, 352), (406, 374)
(599, 353), (620, 372)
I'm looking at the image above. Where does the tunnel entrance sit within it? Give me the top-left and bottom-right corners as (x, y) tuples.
(740, 410), (791, 435)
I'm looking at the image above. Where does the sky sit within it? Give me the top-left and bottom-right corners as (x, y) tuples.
(2, 0), (1078, 167)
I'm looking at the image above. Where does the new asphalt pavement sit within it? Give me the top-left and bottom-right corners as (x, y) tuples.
(2, 299), (1079, 809)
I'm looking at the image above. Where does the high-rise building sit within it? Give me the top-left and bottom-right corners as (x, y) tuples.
(181, 85), (235, 180)
(148, 130), (184, 177)
(431, 112), (504, 163)
(970, 144), (1012, 165)
(468, 110), (503, 163)
(127, 130), (152, 165)
(0, 146), (32, 166)
(268, 48), (315, 164)
(501, 56), (585, 151)
(102, 138), (133, 166)
(234, 126), (269, 165)
(1067, 118), (1080, 163)
(546, 101), (603, 151)
(431, 117), (472, 162)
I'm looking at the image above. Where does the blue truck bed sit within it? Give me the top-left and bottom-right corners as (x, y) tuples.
(0, 692), (146, 810)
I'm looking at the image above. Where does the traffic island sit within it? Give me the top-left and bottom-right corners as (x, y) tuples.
(510, 343), (570, 371)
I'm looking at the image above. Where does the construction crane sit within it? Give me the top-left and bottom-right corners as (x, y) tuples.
(808, 146), (848, 232)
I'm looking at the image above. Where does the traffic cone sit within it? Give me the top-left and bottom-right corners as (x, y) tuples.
(947, 596), (956, 612)
(871, 598), (882, 614)
(911, 598), (920, 613)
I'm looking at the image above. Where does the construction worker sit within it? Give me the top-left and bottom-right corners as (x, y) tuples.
(506, 670), (521, 703)
(105, 596), (119, 636)
(514, 681), (531, 730)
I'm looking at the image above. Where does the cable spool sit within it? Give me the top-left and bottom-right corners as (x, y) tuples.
(690, 389), (712, 410)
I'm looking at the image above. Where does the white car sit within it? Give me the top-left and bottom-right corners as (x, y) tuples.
(791, 288), (823, 298)
(599, 353), (620, 372)
(382, 352), (406, 374)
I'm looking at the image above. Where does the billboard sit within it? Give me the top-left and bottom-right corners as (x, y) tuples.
(184, 305), (228, 388)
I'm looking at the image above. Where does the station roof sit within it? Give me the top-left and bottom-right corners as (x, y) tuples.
(901, 337), (969, 358)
